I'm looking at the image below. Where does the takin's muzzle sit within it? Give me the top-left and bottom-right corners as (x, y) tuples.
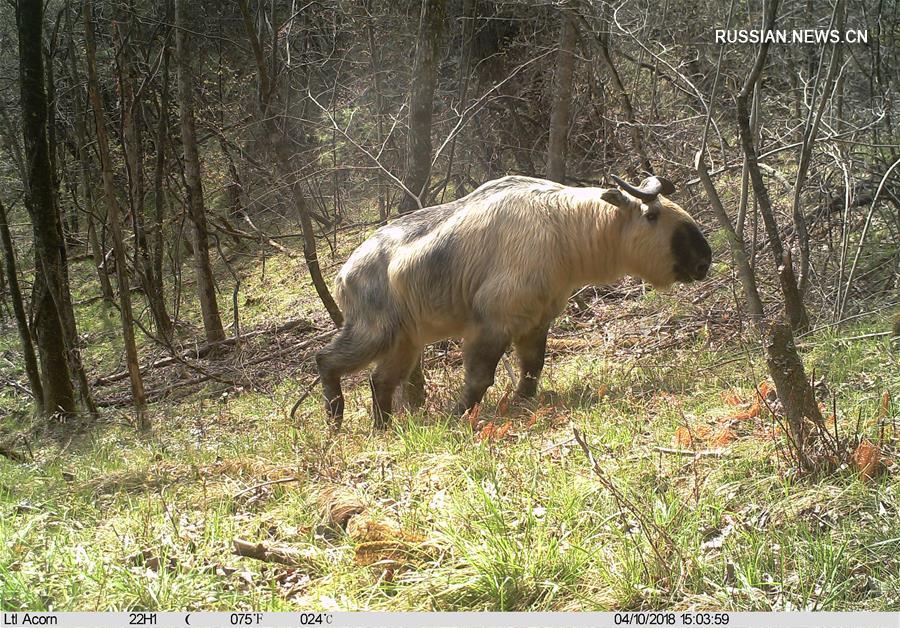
(671, 221), (712, 282)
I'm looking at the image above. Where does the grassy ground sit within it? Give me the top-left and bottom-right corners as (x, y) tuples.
(0, 242), (898, 611)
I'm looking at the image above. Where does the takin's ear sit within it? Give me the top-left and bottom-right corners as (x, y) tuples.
(600, 188), (631, 209)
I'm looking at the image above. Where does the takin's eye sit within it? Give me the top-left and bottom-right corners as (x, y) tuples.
(644, 209), (659, 223)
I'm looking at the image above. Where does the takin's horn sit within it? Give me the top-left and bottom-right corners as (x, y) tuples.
(610, 175), (676, 201)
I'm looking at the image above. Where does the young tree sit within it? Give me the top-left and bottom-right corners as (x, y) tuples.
(546, 11), (577, 183)
(16, 0), (76, 417)
(115, 4), (173, 340)
(65, 15), (114, 304)
(84, 0), (148, 428)
(735, 0), (809, 334)
(174, 0), (226, 344)
(151, 23), (172, 326)
(399, 0), (445, 213)
(695, 0), (822, 464)
(0, 199), (43, 411)
(236, 0), (343, 328)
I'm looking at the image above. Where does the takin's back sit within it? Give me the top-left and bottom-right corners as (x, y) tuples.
(334, 176), (579, 342)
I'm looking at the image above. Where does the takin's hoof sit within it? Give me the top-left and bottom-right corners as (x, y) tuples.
(324, 410), (344, 432)
(452, 400), (473, 418)
(372, 410), (393, 431)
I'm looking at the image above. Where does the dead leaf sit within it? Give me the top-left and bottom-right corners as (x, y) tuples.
(722, 391), (743, 406)
(127, 548), (177, 572)
(352, 521), (432, 567)
(881, 391), (891, 417)
(496, 391), (511, 417)
(274, 568), (311, 598)
(354, 528), (435, 567)
(597, 384), (608, 399)
(758, 381), (775, 402)
(354, 541), (407, 566)
(674, 426), (694, 447)
(347, 516), (403, 543)
(731, 401), (761, 421)
(493, 421), (512, 440)
(466, 403), (482, 429)
(674, 424), (713, 447)
(712, 428), (736, 446)
(477, 421), (495, 442)
(852, 438), (886, 482)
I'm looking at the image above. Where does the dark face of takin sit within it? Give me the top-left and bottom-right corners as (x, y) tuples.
(670, 219), (713, 283)
(602, 188), (713, 290)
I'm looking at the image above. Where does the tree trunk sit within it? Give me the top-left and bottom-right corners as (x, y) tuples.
(269, 135), (344, 328)
(735, 0), (808, 333)
(31, 274), (75, 416)
(0, 199), (44, 411)
(218, 136), (244, 221)
(116, 7), (173, 341)
(84, 0), (148, 428)
(583, 10), (652, 175)
(236, 0), (343, 329)
(764, 320), (825, 467)
(152, 34), (171, 322)
(364, 0), (388, 218)
(174, 0), (226, 344)
(16, 0), (76, 417)
(67, 21), (114, 304)
(696, 157), (765, 323)
(399, 0), (445, 213)
(547, 12), (577, 183)
(792, 0), (846, 295)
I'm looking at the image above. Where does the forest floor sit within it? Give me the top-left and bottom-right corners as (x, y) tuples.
(0, 240), (898, 611)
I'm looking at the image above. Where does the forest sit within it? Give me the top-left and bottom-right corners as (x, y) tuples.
(0, 0), (897, 613)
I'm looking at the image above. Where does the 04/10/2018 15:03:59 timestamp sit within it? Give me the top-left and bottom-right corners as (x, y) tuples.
(614, 613), (731, 625)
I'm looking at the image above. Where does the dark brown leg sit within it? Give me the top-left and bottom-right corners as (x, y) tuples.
(315, 326), (387, 430)
(403, 355), (426, 410)
(371, 337), (421, 430)
(514, 325), (549, 399)
(454, 327), (509, 415)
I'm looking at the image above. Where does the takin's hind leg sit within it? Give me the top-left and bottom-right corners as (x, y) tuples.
(315, 326), (388, 430)
(454, 327), (510, 416)
(513, 324), (549, 399)
(370, 336), (422, 430)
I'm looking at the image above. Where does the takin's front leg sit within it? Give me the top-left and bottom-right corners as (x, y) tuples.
(403, 356), (426, 411)
(513, 325), (549, 399)
(454, 327), (510, 415)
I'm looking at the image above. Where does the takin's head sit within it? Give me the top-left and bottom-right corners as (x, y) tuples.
(600, 175), (712, 290)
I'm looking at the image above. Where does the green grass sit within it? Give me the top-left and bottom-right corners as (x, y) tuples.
(1, 306), (896, 610)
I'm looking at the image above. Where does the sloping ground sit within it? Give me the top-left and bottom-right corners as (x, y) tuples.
(0, 269), (897, 610)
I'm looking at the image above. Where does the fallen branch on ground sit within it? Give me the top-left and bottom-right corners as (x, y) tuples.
(232, 538), (313, 567)
(653, 446), (728, 457)
(233, 476), (300, 499)
(95, 318), (313, 386)
(96, 329), (336, 407)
